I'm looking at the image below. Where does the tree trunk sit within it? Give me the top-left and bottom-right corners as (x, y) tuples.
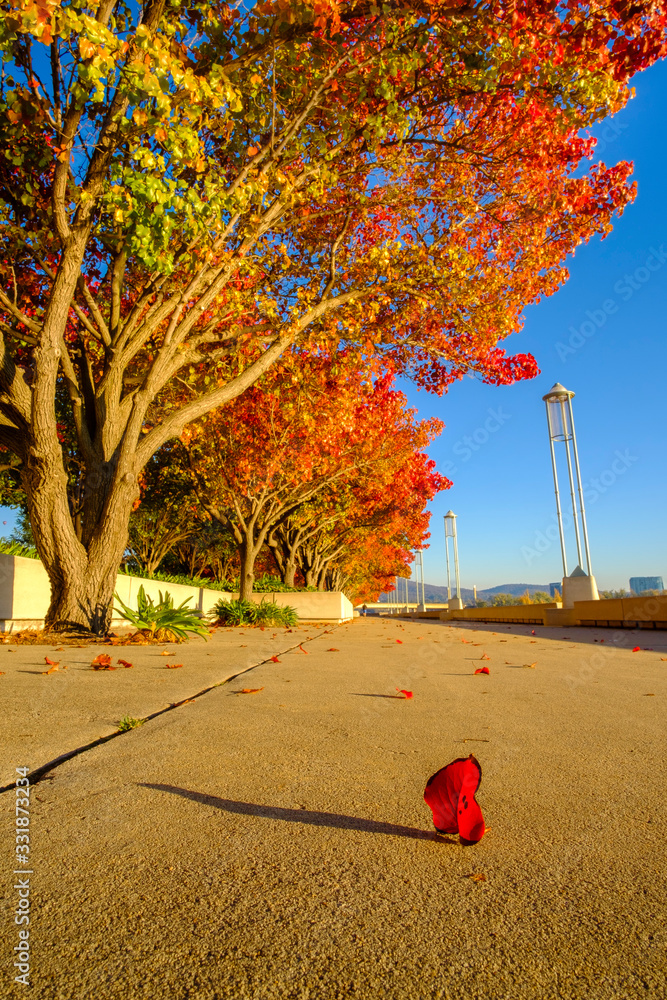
(238, 537), (258, 601)
(22, 450), (139, 634)
(283, 559), (297, 588)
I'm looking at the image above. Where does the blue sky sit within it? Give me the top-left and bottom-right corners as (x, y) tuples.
(407, 58), (667, 592)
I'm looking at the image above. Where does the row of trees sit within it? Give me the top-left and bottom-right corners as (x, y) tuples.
(0, 0), (664, 631)
(125, 351), (447, 601)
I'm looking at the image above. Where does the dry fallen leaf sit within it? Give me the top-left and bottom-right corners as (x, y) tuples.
(160, 650), (172, 656)
(44, 655), (59, 665)
(91, 653), (112, 668)
(297, 644), (309, 654)
(0, 670), (5, 675)
(396, 639), (403, 644)
(524, 662), (537, 669)
(270, 655), (281, 663)
(239, 687), (264, 694)
(118, 659), (134, 668)
(42, 663), (60, 674)
(468, 873), (487, 882)
(326, 647), (340, 652)
(396, 689), (413, 699)
(480, 654), (490, 661)
(165, 663), (183, 669)
(643, 693), (655, 697)
(474, 667), (490, 675)
(632, 646), (641, 652)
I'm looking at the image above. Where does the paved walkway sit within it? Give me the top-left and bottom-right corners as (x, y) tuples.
(1, 618), (666, 999)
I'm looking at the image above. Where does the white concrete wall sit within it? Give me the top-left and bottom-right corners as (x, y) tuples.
(0, 554), (352, 626)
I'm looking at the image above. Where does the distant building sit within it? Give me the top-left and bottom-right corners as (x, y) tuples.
(630, 576), (664, 594)
(549, 582), (561, 598)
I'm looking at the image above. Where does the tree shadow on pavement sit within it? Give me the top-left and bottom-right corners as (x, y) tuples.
(140, 783), (457, 844)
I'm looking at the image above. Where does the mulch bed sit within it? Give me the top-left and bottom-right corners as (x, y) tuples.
(1, 629), (188, 646)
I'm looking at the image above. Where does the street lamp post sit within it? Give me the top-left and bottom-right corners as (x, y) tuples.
(542, 383), (598, 608)
(444, 511), (464, 610)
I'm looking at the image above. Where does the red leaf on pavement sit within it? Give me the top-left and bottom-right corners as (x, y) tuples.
(632, 646), (641, 652)
(474, 667), (490, 675)
(424, 754), (485, 843)
(44, 656), (59, 665)
(239, 687), (264, 694)
(270, 655), (281, 663)
(326, 647), (340, 651)
(91, 653), (112, 668)
(396, 639), (403, 644)
(480, 654), (490, 660)
(42, 663), (60, 674)
(396, 688), (413, 699)
(118, 659), (133, 668)
(165, 663), (183, 669)
(297, 644), (309, 654)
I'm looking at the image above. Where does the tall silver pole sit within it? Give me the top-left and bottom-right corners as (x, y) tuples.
(566, 396), (593, 575)
(444, 520), (451, 600)
(420, 550), (426, 606)
(452, 524), (461, 599)
(546, 404), (568, 577)
(560, 399), (583, 568)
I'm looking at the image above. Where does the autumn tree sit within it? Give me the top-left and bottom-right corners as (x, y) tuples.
(181, 352), (440, 598)
(125, 444), (197, 575)
(1, 0), (665, 631)
(283, 437), (446, 592)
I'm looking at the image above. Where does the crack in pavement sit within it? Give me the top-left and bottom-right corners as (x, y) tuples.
(0, 627), (335, 793)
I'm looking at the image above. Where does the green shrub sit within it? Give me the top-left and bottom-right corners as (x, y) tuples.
(0, 539), (39, 559)
(114, 586), (210, 641)
(213, 597), (298, 628)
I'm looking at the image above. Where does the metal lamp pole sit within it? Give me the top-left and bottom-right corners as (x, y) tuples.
(444, 511), (464, 609)
(542, 383), (597, 607)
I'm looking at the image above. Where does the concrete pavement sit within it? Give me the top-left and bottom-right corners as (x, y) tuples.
(1, 618), (666, 999)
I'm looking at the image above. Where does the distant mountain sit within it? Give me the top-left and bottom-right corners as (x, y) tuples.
(378, 581), (552, 604)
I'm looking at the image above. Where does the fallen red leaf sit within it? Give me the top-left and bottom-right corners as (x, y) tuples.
(297, 644), (309, 654)
(270, 655), (281, 663)
(165, 663), (183, 669)
(41, 664), (60, 674)
(632, 646), (641, 652)
(480, 654), (490, 661)
(239, 687), (264, 694)
(424, 754), (485, 843)
(91, 653), (112, 668)
(326, 647), (340, 652)
(44, 656), (59, 665)
(396, 688), (413, 699)
(396, 639), (403, 644)
(118, 659), (133, 668)
(474, 667), (490, 675)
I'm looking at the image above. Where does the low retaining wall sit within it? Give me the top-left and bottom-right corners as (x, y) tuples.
(0, 554), (353, 629)
(440, 596), (667, 630)
(441, 603), (560, 625)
